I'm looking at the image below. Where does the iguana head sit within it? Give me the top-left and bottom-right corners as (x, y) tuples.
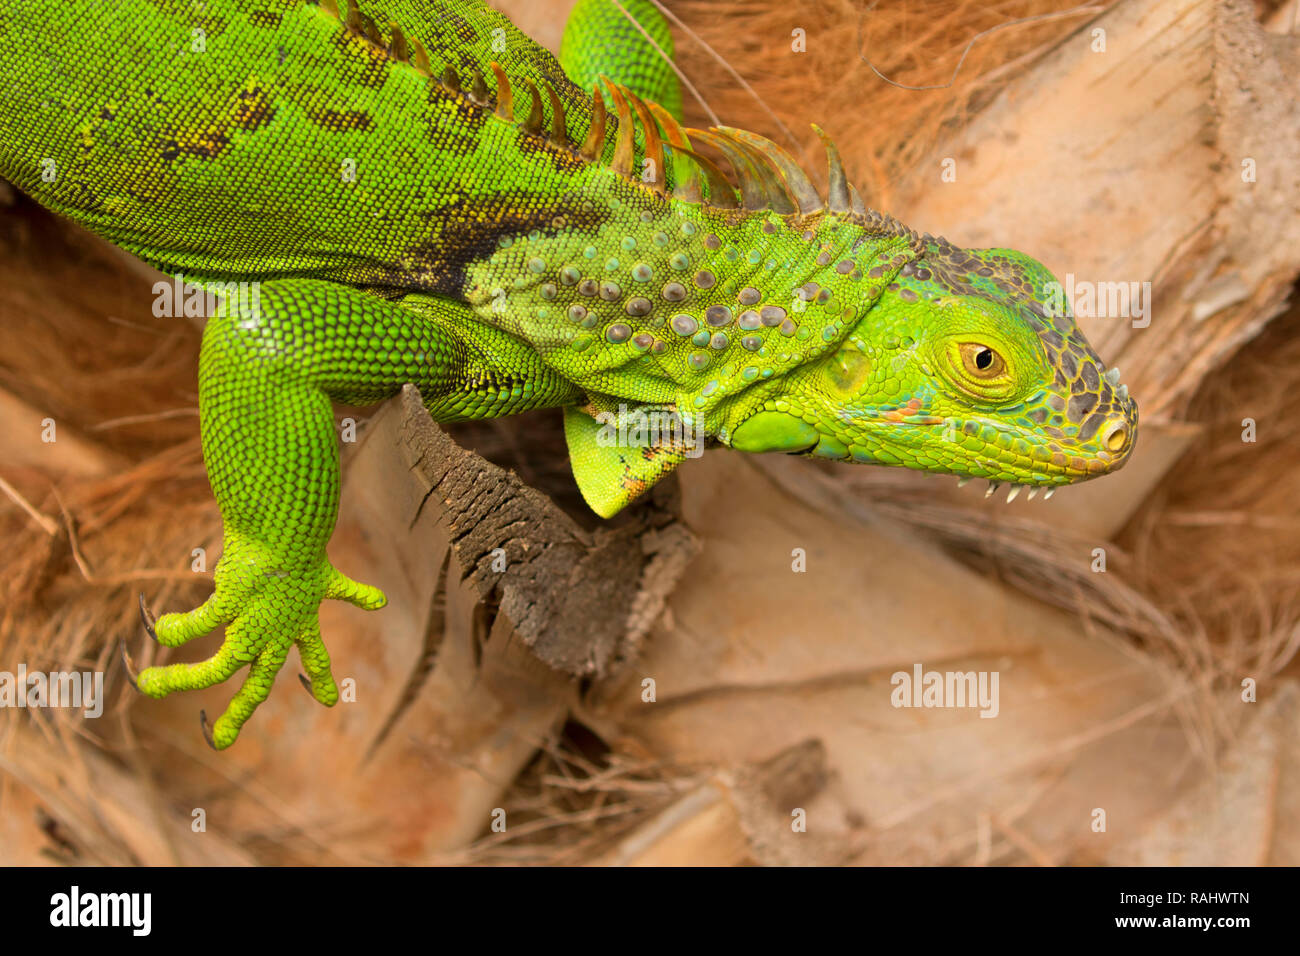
(725, 243), (1138, 495)
(446, 70), (1138, 510)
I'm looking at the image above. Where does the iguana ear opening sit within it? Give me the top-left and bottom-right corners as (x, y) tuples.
(563, 405), (691, 518)
(729, 410), (820, 454)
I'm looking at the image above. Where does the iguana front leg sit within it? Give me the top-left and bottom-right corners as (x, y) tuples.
(132, 279), (578, 749)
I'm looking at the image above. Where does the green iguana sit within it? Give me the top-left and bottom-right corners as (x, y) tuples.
(0, 0), (1137, 749)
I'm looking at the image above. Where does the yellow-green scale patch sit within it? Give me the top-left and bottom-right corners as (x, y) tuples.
(462, 169), (917, 434)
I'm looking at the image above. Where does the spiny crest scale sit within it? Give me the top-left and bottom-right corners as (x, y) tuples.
(310, 0), (936, 254)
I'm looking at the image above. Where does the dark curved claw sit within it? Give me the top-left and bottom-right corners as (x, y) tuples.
(138, 592), (158, 642)
(298, 673), (314, 696)
(120, 641), (141, 692)
(199, 710), (218, 751)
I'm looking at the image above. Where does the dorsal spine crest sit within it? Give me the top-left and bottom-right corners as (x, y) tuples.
(308, 0), (933, 258)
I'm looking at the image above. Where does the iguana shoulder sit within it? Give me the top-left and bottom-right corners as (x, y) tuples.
(0, 0), (603, 289)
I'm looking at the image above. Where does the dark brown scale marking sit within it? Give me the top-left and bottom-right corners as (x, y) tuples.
(445, 13), (478, 44)
(232, 86), (276, 131)
(386, 196), (609, 299)
(1068, 393), (1098, 422)
(161, 132), (227, 161)
(420, 86), (489, 153)
(331, 31), (393, 88)
(306, 108), (375, 131)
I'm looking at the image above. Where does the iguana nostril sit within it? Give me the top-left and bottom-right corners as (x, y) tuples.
(1104, 422), (1128, 453)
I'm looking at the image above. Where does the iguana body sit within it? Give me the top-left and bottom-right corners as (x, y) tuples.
(0, 0), (1137, 748)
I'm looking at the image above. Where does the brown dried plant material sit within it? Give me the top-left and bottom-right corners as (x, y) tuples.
(672, 0), (1108, 206)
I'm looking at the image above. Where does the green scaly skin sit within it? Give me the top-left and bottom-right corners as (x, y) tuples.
(0, 0), (1137, 748)
(561, 0), (683, 120)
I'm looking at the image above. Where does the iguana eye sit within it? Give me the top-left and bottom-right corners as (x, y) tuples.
(960, 343), (1005, 379)
(939, 339), (1018, 403)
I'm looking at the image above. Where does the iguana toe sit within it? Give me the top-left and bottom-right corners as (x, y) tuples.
(138, 593), (158, 642)
(120, 640), (142, 691)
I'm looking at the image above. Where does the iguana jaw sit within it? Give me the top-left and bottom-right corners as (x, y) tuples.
(814, 409), (1136, 485)
(726, 396), (1136, 491)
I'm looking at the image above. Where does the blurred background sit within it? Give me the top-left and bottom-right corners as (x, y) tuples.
(1, 0), (1298, 865)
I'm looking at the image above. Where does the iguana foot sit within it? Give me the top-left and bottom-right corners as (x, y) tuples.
(132, 541), (385, 749)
